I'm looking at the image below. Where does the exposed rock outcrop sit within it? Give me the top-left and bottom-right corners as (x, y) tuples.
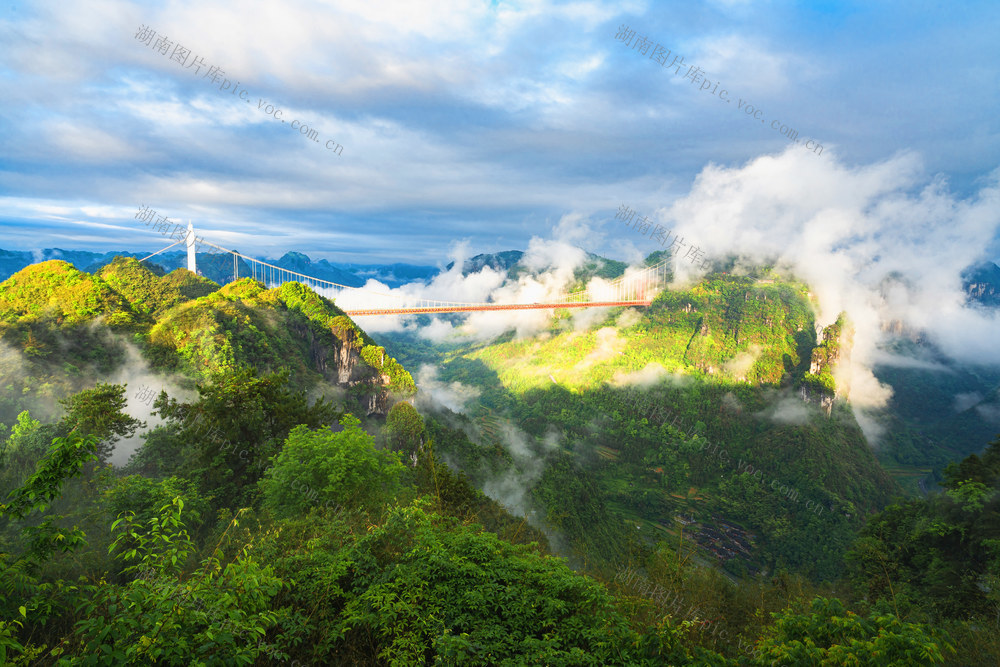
(799, 312), (853, 416)
(287, 316), (394, 416)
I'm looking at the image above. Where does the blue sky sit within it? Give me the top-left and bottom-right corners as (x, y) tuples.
(0, 0), (998, 267)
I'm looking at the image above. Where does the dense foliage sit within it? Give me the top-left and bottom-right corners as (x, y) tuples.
(0, 259), (412, 429)
(2, 380), (960, 664)
(0, 258), (989, 664)
(260, 414), (405, 518)
(847, 436), (1000, 630)
(409, 273), (894, 580)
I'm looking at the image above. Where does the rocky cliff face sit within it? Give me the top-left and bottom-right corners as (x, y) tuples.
(288, 317), (392, 416)
(799, 313), (854, 416)
(336, 342), (392, 416)
(879, 319), (926, 343)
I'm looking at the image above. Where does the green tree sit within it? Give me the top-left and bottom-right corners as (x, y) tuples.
(0, 432), (100, 663)
(143, 367), (337, 508)
(941, 436), (1000, 488)
(325, 499), (643, 666)
(103, 475), (211, 570)
(58, 383), (144, 464)
(260, 414), (404, 519)
(0, 411), (57, 499)
(58, 500), (287, 666)
(847, 435), (1000, 621)
(385, 401), (425, 466)
(751, 596), (952, 665)
(1, 432), (100, 563)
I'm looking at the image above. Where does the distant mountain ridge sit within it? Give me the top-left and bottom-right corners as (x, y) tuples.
(0, 248), (438, 289)
(444, 250), (630, 284)
(445, 250), (526, 275)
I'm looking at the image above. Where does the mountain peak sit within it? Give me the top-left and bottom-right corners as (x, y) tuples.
(279, 251), (312, 265)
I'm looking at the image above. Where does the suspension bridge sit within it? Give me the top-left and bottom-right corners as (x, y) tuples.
(140, 225), (670, 316)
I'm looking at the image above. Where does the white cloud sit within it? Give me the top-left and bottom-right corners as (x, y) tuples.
(954, 391), (983, 413)
(722, 344), (762, 380)
(976, 402), (1000, 424)
(579, 326), (625, 365)
(611, 362), (686, 388)
(109, 343), (198, 466)
(691, 33), (809, 96)
(761, 395), (812, 425)
(660, 147), (1000, 444)
(44, 121), (135, 163)
(872, 351), (955, 373)
(664, 148), (1000, 373)
(414, 364), (480, 414)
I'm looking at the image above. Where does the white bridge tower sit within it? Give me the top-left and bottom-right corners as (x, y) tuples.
(186, 221), (197, 274)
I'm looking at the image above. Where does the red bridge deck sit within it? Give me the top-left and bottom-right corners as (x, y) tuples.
(343, 300), (652, 316)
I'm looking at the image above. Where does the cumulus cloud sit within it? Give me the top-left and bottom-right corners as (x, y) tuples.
(318, 213), (644, 343)
(722, 391), (744, 413)
(578, 326), (625, 367)
(482, 471), (536, 519)
(657, 147), (1000, 442)
(470, 409), (561, 543)
(976, 403), (1000, 424)
(45, 121), (135, 163)
(666, 149), (1000, 364)
(316, 146), (994, 451)
(412, 317), (460, 343)
(853, 408), (888, 445)
(871, 351), (956, 373)
(611, 362), (687, 388)
(569, 304), (614, 331)
(615, 308), (643, 329)
(0, 341), (30, 382)
(315, 239), (504, 335)
(0, 332), (196, 467)
(691, 33), (807, 96)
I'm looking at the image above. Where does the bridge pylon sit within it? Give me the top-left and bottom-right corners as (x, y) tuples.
(186, 221), (196, 274)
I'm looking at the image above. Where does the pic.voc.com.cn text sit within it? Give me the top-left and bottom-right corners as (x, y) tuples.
(134, 25), (344, 157)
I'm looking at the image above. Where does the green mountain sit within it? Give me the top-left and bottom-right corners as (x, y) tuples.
(0, 260), (139, 327)
(382, 270), (896, 580)
(0, 257), (413, 426)
(871, 336), (1000, 490)
(1, 253), (994, 665)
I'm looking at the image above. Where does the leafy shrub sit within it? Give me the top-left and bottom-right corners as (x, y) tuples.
(260, 414), (405, 518)
(59, 500), (287, 666)
(328, 499), (640, 666)
(751, 596), (952, 665)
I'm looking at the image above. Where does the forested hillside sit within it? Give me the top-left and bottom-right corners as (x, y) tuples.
(0, 257), (412, 427)
(394, 272), (895, 580)
(0, 258), (995, 664)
